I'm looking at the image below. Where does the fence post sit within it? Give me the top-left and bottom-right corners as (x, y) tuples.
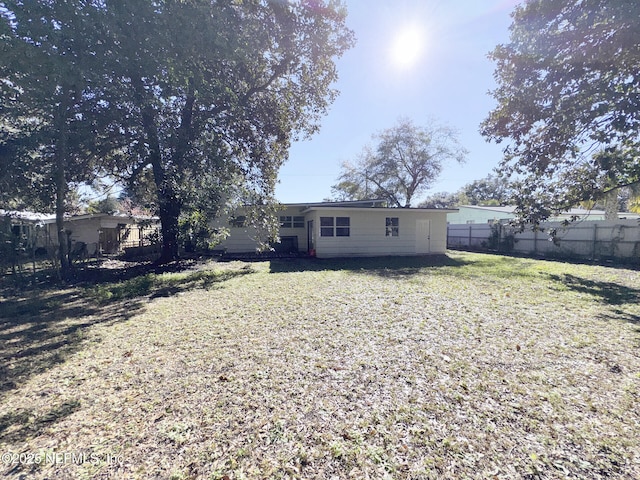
(533, 228), (537, 254)
(592, 223), (597, 259)
(468, 225), (472, 248)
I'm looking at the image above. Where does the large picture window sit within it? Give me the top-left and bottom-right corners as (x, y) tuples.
(386, 217), (399, 236)
(320, 216), (350, 237)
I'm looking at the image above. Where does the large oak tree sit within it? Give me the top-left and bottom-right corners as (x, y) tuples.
(2, 0), (354, 267)
(331, 119), (466, 207)
(481, 0), (640, 225)
(102, 0), (354, 262)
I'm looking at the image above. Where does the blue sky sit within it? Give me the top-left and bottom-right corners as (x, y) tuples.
(275, 0), (521, 203)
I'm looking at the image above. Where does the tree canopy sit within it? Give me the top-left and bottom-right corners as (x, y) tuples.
(331, 119), (467, 207)
(1, 1), (122, 273)
(481, 0), (640, 225)
(417, 191), (460, 209)
(460, 174), (512, 206)
(1, 0), (354, 266)
(418, 174), (512, 208)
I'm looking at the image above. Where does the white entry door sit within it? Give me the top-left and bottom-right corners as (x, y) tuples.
(415, 219), (431, 254)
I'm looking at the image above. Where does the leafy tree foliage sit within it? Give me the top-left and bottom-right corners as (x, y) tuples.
(418, 174), (512, 208)
(99, 0), (353, 262)
(332, 119), (467, 207)
(459, 174), (512, 206)
(2, 1), (353, 265)
(1, 1), (119, 275)
(86, 196), (121, 215)
(417, 192), (460, 209)
(481, 0), (640, 225)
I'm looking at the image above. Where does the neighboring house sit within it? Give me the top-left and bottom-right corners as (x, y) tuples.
(60, 213), (160, 255)
(447, 205), (640, 225)
(1, 210), (159, 255)
(0, 210), (57, 251)
(216, 200), (456, 258)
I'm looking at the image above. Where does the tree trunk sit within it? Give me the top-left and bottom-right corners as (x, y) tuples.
(54, 98), (71, 279)
(604, 189), (618, 221)
(156, 192), (181, 264)
(151, 79), (195, 265)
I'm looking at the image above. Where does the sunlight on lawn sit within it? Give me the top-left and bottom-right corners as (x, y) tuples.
(1, 252), (639, 479)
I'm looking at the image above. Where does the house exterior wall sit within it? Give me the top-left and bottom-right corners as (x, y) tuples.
(219, 225), (263, 253)
(216, 205), (451, 257)
(308, 208), (449, 258)
(46, 215), (156, 254)
(216, 206), (308, 253)
(272, 206), (307, 252)
(429, 212), (449, 253)
(447, 205), (632, 225)
(67, 217), (102, 250)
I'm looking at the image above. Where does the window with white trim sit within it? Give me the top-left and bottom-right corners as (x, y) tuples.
(336, 217), (350, 236)
(320, 216), (350, 237)
(280, 215), (305, 228)
(385, 217), (399, 236)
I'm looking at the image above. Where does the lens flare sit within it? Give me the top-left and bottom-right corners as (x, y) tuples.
(390, 27), (425, 69)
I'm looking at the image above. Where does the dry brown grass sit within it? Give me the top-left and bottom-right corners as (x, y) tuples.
(1, 252), (639, 479)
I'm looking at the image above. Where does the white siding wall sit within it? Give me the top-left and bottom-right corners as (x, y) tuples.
(218, 227), (261, 253)
(446, 206), (512, 225)
(275, 207), (307, 252)
(217, 206), (450, 256)
(46, 218), (103, 248)
(67, 217), (101, 247)
(311, 209), (449, 258)
(216, 207), (307, 253)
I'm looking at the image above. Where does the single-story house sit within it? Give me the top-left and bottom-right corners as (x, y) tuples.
(1, 210), (159, 255)
(447, 205), (640, 225)
(58, 213), (160, 255)
(0, 209), (57, 251)
(216, 200), (457, 258)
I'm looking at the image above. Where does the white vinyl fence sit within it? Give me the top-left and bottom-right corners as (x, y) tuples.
(448, 219), (640, 263)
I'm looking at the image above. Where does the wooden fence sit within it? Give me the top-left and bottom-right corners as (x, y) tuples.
(447, 219), (640, 264)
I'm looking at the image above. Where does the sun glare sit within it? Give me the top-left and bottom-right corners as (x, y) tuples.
(390, 26), (425, 69)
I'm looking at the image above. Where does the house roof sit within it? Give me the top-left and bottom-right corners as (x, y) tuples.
(302, 205), (458, 214)
(66, 212), (158, 222)
(283, 199), (388, 208)
(283, 199), (457, 213)
(0, 209), (57, 223)
(456, 205), (516, 214)
(1, 210), (158, 224)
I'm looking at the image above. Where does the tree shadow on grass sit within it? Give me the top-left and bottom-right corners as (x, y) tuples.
(269, 254), (468, 277)
(0, 290), (145, 399)
(549, 273), (640, 325)
(0, 400), (81, 445)
(0, 259), (255, 444)
(549, 273), (640, 306)
(86, 265), (255, 302)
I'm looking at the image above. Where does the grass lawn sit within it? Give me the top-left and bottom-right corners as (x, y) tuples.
(1, 251), (639, 479)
